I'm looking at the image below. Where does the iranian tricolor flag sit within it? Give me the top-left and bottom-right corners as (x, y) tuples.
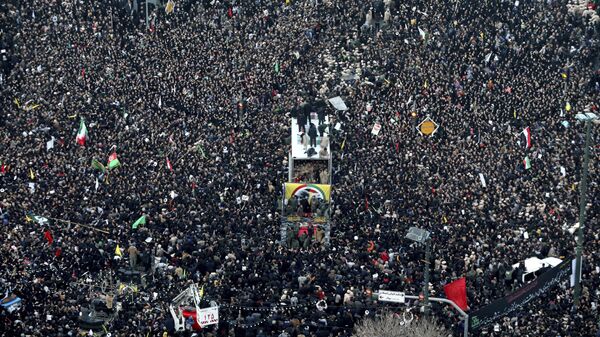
(107, 152), (121, 170)
(76, 119), (88, 146)
(521, 127), (532, 149)
(524, 156), (532, 170)
(166, 156), (173, 172)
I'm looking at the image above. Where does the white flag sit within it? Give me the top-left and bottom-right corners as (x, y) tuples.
(95, 178), (99, 191)
(158, 97), (162, 108)
(418, 27), (426, 40)
(46, 137), (55, 151)
(484, 52), (492, 63)
(479, 173), (487, 188)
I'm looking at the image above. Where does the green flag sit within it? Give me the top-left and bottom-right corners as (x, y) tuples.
(27, 213), (49, 225)
(196, 144), (206, 159)
(91, 159), (106, 172)
(108, 159), (121, 170)
(131, 215), (146, 229)
(107, 152), (121, 170)
(274, 62), (280, 74)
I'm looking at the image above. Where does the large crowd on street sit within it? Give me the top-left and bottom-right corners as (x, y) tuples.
(1, 0), (599, 336)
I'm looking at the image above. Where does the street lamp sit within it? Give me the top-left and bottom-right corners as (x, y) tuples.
(406, 226), (432, 316)
(573, 112), (597, 308)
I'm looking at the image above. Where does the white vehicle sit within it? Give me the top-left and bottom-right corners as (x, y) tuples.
(169, 284), (203, 332)
(512, 257), (563, 283)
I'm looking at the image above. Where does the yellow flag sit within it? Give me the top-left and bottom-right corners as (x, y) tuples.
(68, 114), (78, 119)
(25, 215), (33, 223)
(340, 138), (346, 151)
(165, 0), (175, 14)
(561, 73), (567, 79)
(513, 110), (517, 119)
(199, 285), (204, 299)
(565, 102), (571, 112)
(14, 98), (20, 108)
(29, 168), (35, 180)
(115, 244), (123, 257)
(442, 216), (447, 224)
(480, 32), (484, 39)
(423, 80), (429, 89)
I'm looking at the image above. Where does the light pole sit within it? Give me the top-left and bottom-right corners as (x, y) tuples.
(145, 0), (149, 30)
(573, 112), (598, 308)
(406, 226), (432, 316)
(374, 293), (469, 337)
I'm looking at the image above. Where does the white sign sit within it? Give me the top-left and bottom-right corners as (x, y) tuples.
(378, 290), (405, 303)
(328, 96), (348, 111)
(479, 173), (487, 188)
(371, 123), (382, 136)
(197, 306), (219, 327)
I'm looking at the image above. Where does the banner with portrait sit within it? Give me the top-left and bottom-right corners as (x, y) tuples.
(284, 183), (331, 202)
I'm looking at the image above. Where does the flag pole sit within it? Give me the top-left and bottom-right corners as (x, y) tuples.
(45, 216), (110, 234)
(145, 0), (149, 30)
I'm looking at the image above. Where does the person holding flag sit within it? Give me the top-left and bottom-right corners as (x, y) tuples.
(76, 118), (88, 146)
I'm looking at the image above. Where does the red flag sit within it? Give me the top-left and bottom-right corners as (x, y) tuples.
(166, 156), (173, 172)
(443, 277), (468, 311)
(365, 196), (369, 211)
(44, 230), (53, 245)
(55, 248), (62, 257)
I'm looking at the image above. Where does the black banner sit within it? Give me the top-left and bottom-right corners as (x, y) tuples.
(469, 258), (572, 331)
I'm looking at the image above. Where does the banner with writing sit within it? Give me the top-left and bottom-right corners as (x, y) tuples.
(469, 258), (572, 331)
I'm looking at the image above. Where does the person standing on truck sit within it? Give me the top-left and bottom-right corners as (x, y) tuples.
(308, 123), (318, 148)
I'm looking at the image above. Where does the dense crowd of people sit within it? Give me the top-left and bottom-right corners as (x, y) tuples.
(1, 0), (599, 336)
